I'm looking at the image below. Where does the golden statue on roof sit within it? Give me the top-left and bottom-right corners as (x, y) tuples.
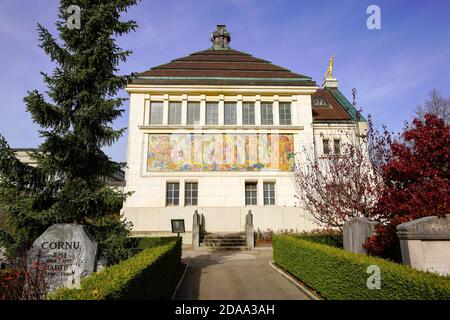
(323, 55), (335, 81)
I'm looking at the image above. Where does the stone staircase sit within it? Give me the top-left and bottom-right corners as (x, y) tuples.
(199, 232), (249, 251)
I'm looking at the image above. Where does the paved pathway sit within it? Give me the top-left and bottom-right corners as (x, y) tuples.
(175, 247), (310, 300)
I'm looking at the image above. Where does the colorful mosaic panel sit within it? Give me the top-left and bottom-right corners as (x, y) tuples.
(147, 133), (294, 172)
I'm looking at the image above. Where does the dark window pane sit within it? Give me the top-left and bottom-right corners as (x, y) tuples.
(334, 139), (341, 155)
(323, 139), (331, 155)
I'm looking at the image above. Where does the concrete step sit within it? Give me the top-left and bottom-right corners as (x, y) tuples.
(202, 234), (245, 240)
(202, 238), (245, 243)
(202, 241), (247, 247)
(199, 232), (248, 251)
(198, 245), (250, 251)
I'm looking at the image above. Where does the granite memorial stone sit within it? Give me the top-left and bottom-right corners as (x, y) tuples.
(27, 223), (98, 292)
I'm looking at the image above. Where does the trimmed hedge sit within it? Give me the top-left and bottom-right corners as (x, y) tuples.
(48, 237), (182, 300)
(273, 234), (450, 300)
(131, 236), (179, 250)
(294, 233), (343, 248)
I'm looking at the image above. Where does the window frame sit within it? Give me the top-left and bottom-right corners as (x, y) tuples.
(245, 182), (258, 206)
(242, 102), (255, 125)
(168, 101), (182, 125)
(323, 138), (331, 155)
(333, 139), (341, 155)
(166, 182), (180, 206)
(279, 102), (292, 125)
(187, 102), (200, 125)
(206, 102), (219, 125)
(224, 102), (237, 125)
(149, 101), (164, 125)
(260, 102), (274, 125)
(313, 97), (330, 108)
(184, 182), (198, 206)
(263, 182), (276, 206)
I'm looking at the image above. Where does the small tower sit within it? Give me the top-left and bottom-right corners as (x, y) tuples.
(211, 25), (231, 50)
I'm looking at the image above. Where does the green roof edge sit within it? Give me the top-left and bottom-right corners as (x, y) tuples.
(328, 88), (367, 122)
(208, 47), (232, 51)
(137, 76), (313, 81)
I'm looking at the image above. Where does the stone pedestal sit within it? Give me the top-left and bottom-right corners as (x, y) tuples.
(397, 215), (450, 276)
(245, 210), (254, 249)
(322, 77), (339, 89)
(343, 217), (378, 254)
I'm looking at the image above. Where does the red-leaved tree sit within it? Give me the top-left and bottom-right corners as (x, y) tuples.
(364, 114), (450, 258)
(291, 115), (391, 231)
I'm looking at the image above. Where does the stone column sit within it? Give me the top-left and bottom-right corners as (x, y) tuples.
(192, 210), (200, 250)
(245, 210), (254, 249)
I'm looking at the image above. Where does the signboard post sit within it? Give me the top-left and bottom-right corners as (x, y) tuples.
(171, 219), (185, 238)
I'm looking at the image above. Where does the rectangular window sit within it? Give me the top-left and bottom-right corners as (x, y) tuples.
(279, 103), (292, 125)
(168, 102), (182, 125)
(166, 182), (179, 206)
(334, 139), (341, 155)
(323, 139), (331, 155)
(224, 102), (237, 125)
(261, 102), (273, 125)
(206, 102), (218, 125)
(149, 102), (163, 125)
(263, 182), (276, 205)
(187, 102), (200, 125)
(243, 102), (255, 125)
(185, 182), (198, 206)
(245, 182), (257, 206)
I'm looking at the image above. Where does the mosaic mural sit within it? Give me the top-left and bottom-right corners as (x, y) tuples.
(147, 133), (294, 172)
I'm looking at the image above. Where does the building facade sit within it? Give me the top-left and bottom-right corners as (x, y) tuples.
(122, 25), (365, 243)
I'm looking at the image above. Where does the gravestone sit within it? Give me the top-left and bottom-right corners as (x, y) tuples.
(397, 215), (450, 276)
(343, 217), (378, 254)
(27, 223), (98, 292)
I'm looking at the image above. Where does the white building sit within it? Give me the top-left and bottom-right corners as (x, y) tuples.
(122, 25), (365, 243)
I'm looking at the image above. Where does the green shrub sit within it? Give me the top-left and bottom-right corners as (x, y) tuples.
(294, 233), (343, 248)
(273, 234), (450, 300)
(130, 236), (179, 250)
(48, 237), (181, 300)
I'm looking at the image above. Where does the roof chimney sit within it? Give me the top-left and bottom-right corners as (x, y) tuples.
(211, 25), (231, 50)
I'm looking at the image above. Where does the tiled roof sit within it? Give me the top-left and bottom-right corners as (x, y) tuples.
(312, 89), (353, 121)
(134, 49), (317, 86)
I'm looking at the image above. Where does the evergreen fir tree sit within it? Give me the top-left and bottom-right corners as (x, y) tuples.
(0, 0), (139, 264)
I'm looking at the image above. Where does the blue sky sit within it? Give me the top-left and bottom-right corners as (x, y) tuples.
(0, 0), (449, 162)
